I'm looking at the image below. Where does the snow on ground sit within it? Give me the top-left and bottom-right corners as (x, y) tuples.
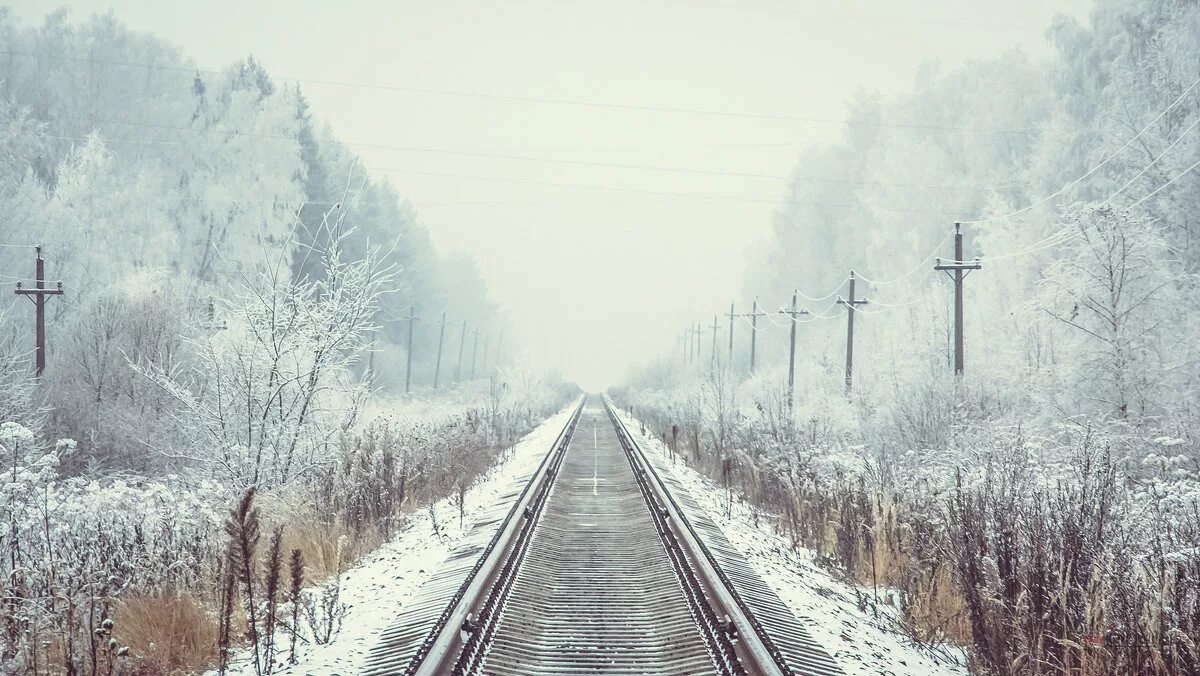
(615, 409), (969, 676)
(225, 403), (578, 676)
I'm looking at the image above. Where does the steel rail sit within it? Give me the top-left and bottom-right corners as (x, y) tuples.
(605, 395), (846, 676)
(404, 397), (585, 676)
(604, 397), (785, 676)
(384, 394), (844, 676)
(613, 405), (748, 675)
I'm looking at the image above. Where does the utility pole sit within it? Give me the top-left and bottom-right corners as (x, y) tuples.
(934, 222), (982, 376)
(682, 330), (690, 366)
(748, 296), (766, 373)
(781, 290), (810, 412)
(432, 311), (447, 389)
(13, 247), (64, 377)
(404, 305), (419, 394)
(726, 302), (735, 365)
(693, 322), (702, 362)
(496, 329), (504, 369)
(471, 328), (480, 379)
(482, 333), (490, 373)
(455, 320), (467, 383)
(710, 315), (719, 365)
(837, 272), (869, 395)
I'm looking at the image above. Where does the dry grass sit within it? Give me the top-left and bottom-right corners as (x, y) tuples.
(904, 563), (971, 644)
(779, 489), (973, 650)
(268, 503), (386, 582)
(106, 502), (386, 675)
(113, 592), (220, 675)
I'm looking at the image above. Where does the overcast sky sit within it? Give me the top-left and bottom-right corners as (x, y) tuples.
(11, 0), (1091, 389)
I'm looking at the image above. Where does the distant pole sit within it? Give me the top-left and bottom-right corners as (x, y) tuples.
(837, 272), (869, 394)
(750, 296), (761, 373)
(934, 222), (982, 375)
(471, 328), (480, 379)
(482, 333), (490, 373)
(432, 311), (447, 389)
(404, 305), (418, 394)
(455, 320), (467, 383)
(694, 322), (702, 361)
(14, 246), (64, 377)
(726, 302), (735, 365)
(751, 298), (758, 373)
(710, 315), (719, 365)
(683, 330), (690, 366)
(782, 291), (810, 412)
(496, 328), (504, 368)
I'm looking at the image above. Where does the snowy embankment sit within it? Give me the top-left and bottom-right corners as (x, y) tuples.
(225, 403), (578, 676)
(614, 409), (968, 676)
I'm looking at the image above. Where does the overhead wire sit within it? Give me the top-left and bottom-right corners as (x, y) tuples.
(0, 49), (1034, 134)
(1105, 115), (1200, 203)
(1129, 156), (1200, 208)
(957, 74), (1200, 225)
(862, 295), (926, 309)
(792, 277), (851, 304)
(370, 167), (973, 216)
(855, 228), (956, 287)
(43, 127), (1007, 193)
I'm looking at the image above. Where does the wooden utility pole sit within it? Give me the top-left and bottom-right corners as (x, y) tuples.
(693, 322), (702, 362)
(432, 311), (447, 389)
(682, 330), (690, 366)
(455, 320), (467, 383)
(934, 222), (982, 375)
(710, 315), (719, 365)
(748, 296), (766, 373)
(781, 290), (810, 412)
(470, 328), (480, 379)
(837, 272), (869, 394)
(482, 333), (490, 373)
(726, 302), (735, 365)
(13, 247), (64, 377)
(495, 329), (504, 368)
(404, 305), (418, 394)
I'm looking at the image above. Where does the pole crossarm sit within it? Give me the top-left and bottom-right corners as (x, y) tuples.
(934, 222), (982, 375)
(13, 281), (64, 298)
(12, 247), (65, 377)
(934, 258), (982, 278)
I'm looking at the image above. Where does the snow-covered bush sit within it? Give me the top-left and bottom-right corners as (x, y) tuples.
(615, 354), (1200, 674)
(138, 219), (393, 489)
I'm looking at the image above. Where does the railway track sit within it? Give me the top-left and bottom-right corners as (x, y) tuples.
(364, 395), (844, 675)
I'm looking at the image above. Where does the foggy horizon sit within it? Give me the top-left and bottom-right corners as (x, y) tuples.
(3, 0), (1091, 389)
(4, 3), (1198, 674)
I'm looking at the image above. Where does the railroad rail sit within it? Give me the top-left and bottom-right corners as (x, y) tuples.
(364, 395), (845, 675)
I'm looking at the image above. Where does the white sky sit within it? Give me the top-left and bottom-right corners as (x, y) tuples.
(11, 0), (1092, 390)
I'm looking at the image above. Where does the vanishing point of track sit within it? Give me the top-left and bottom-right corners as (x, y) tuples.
(364, 395), (845, 675)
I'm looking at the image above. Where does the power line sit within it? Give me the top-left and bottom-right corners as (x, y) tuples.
(855, 228), (955, 287)
(958, 74), (1200, 225)
(0, 49), (1035, 134)
(45, 127), (1009, 193)
(862, 295), (926, 309)
(1106, 115), (1200, 203)
(370, 167), (973, 215)
(1129, 156), (1200, 208)
(793, 276), (852, 304)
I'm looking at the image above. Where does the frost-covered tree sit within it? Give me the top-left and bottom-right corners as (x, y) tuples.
(1037, 203), (1185, 419)
(140, 210), (393, 488)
